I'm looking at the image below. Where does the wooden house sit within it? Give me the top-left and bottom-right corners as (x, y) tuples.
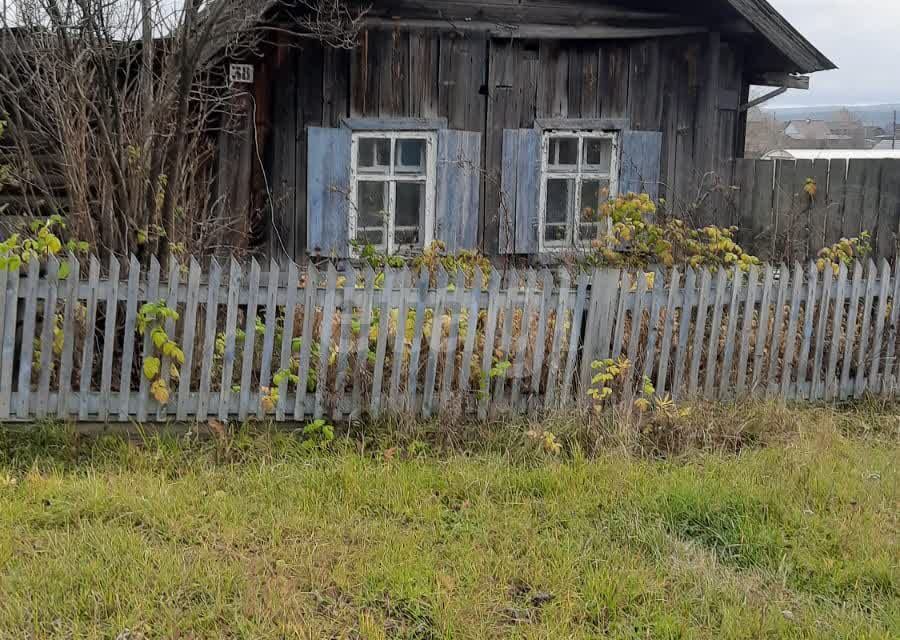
(225, 0), (834, 262)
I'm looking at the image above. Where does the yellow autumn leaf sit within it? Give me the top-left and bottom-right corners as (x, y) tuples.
(151, 378), (170, 404)
(143, 356), (160, 380)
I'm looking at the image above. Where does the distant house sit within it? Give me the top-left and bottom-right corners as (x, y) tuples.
(218, 0), (834, 261)
(782, 119), (854, 150)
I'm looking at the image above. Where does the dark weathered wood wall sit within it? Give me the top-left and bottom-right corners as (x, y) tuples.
(261, 26), (747, 261)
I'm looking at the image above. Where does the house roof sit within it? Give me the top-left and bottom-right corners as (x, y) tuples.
(724, 0), (835, 73)
(783, 120), (833, 141)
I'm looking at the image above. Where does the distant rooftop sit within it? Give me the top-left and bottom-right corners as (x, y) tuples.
(762, 149), (900, 160)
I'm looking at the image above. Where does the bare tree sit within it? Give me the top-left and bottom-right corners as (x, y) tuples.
(0, 0), (362, 261)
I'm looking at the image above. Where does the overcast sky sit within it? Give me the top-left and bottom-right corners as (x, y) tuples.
(767, 0), (898, 106)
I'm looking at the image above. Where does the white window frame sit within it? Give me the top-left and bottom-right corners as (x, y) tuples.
(537, 130), (619, 253)
(348, 130), (437, 255)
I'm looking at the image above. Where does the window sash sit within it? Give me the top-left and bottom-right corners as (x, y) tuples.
(539, 130), (619, 252)
(350, 131), (436, 255)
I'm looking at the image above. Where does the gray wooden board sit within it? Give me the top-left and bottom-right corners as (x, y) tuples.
(688, 269), (712, 396)
(853, 261), (877, 398)
(35, 259), (60, 418)
(795, 263), (818, 399)
(423, 267), (449, 417)
(825, 263), (848, 400)
(315, 263), (338, 418)
(196, 259), (222, 421)
(15, 259), (40, 418)
(703, 268), (728, 397)
(780, 264), (804, 398)
(765, 264), (789, 396)
(751, 265), (774, 394)
(294, 264), (318, 420)
(810, 263), (833, 400)
(407, 269), (430, 414)
(735, 265), (759, 394)
(217, 259), (242, 421)
(655, 267), (680, 395)
(332, 264), (357, 419)
(276, 262), (300, 421)
(238, 259), (261, 420)
(99, 257), (121, 420)
(257, 261), (281, 418)
(672, 267), (696, 399)
(839, 262), (864, 399)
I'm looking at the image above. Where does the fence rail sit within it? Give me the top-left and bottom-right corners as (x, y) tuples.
(2, 254), (900, 423)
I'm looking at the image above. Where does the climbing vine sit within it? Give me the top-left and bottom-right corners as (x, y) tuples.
(137, 300), (184, 404)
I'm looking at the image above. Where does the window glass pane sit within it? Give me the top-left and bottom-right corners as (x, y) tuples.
(579, 179), (610, 224)
(358, 138), (390, 173)
(357, 229), (385, 247)
(544, 225), (567, 244)
(545, 178), (571, 224)
(548, 137), (578, 167)
(395, 139), (426, 174)
(584, 137), (613, 170)
(358, 181), (386, 228)
(395, 182), (423, 246)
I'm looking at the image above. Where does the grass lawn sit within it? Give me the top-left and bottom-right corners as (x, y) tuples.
(0, 406), (897, 639)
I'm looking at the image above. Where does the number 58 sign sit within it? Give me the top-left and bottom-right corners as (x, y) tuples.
(229, 64), (254, 84)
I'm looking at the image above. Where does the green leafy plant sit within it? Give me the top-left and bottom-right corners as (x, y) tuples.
(299, 418), (335, 451)
(816, 233), (872, 275)
(137, 300), (183, 405)
(0, 215), (88, 275)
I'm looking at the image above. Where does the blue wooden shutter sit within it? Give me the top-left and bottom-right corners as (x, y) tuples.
(499, 129), (541, 254)
(619, 130), (662, 201)
(435, 130), (482, 252)
(307, 127), (352, 257)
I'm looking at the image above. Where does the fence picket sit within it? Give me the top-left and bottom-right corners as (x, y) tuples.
(477, 269), (502, 419)
(98, 256), (121, 421)
(492, 270), (517, 410)
(354, 265), (377, 412)
(702, 268), (728, 398)
(55, 256), (80, 419)
(196, 259), (222, 422)
(75, 257), (101, 419)
(175, 259), (202, 420)
(810, 263), (833, 400)
(276, 262), (299, 421)
(118, 256), (141, 421)
(423, 266), (449, 417)
(825, 263), (848, 400)
(315, 263), (338, 419)
(625, 271), (648, 394)
(217, 259), (242, 421)
(530, 269), (554, 410)
(735, 265), (758, 395)
(688, 269), (712, 396)
(750, 265), (774, 394)
(155, 259), (180, 421)
(332, 264), (357, 420)
(795, 263), (818, 398)
(882, 260), (900, 394)
(370, 267), (395, 416)
(765, 264), (789, 396)
(0, 268), (7, 414)
(719, 266), (743, 399)
(780, 264), (803, 398)
(257, 261), (281, 419)
(609, 271), (629, 359)
(294, 263), (318, 420)
(407, 268), (430, 413)
(868, 259), (891, 393)
(839, 262), (864, 399)
(237, 259), (261, 421)
(510, 269), (536, 410)
(853, 261), (877, 398)
(642, 273), (664, 384)
(672, 267), (696, 399)
(36, 258), (60, 418)
(15, 259), (40, 418)
(458, 267), (484, 410)
(441, 269), (466, 410)
(561, 272), (591, 405)
(544, 268), (570, 410)
(655, 267), (680, 395)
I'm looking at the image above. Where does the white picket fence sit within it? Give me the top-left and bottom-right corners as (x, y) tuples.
(1, 254), (898, 423)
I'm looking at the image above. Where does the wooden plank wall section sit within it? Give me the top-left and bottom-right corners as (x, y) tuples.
(4, 255), (900, 423)
(728, 158), (900, 262)
(261, 28), (744, 261)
